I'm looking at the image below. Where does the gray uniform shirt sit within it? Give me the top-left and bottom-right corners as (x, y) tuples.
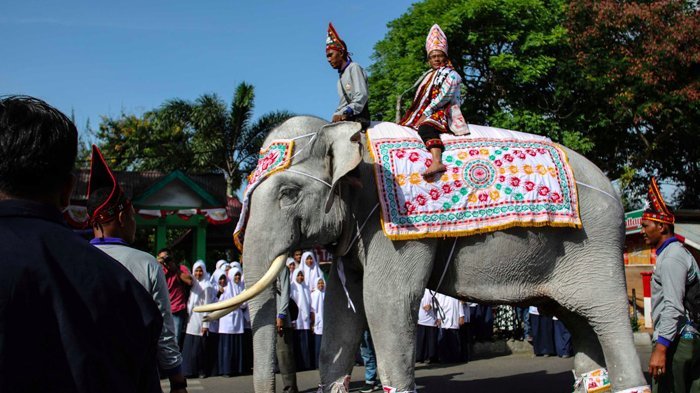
(651, 241), (699, 343)
(95, 244), (183, 371)
(276, 265), (292, 327)
(334, 62), (369, 117)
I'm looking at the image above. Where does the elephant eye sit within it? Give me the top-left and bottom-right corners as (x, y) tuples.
(279, 186), (300, 207)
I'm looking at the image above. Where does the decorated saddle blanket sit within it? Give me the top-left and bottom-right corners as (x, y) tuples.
(366, 122), (581, 240)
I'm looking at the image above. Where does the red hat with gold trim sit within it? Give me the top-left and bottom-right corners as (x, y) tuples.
(87, 145), (131, 225)
(326, 22), (347, 54)
(642, 177), (674, 225)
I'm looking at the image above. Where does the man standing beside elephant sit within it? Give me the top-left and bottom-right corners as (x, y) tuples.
(641, 178), (700, 393)
(86, 146), (189, 393)
(276, 261), (299, 393)
(326, 22), (370, 129)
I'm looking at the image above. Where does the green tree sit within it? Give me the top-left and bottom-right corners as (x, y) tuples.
(567, 0), (700, 207)
(96, 82), (293, 195)
(368, 0), (593, 153)
(159, 83), (293, 196)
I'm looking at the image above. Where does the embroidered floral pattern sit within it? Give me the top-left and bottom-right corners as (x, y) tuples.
(234, 140), (295, 250)
(367, 129), (581, 240)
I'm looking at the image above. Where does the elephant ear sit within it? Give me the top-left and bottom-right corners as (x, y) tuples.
(318, 122), (363, 213)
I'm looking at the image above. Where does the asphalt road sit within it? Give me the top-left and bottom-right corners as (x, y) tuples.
(163, 344), (653, 393)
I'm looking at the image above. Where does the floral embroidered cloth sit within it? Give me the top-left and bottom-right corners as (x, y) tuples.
(366, 123), (581, 240)
(233, 139), (295, 251)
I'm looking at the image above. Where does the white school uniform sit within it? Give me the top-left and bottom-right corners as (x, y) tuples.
(310, 278), (326, 335)
(435, 293), (464, 330)
(186, 261), (211, 335)
(418, 289), (438, 327)
(290, 267), (312, 330)
(218, 268), (246, 334)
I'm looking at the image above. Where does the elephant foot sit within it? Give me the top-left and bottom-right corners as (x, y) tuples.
(381, 386), (417, 393)
(319, 375), (351, 393)
(615, 386), (651, 393)
(572, 368), (651, 393)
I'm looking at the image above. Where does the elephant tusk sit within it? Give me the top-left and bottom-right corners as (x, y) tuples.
(202, 304), (240, 322)
(193, 254), (287, 313)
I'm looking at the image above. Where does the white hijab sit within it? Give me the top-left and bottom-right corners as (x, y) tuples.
(187, 261), (210, 313)
(215, 259), (227, 270)
(229, 261), (244, 284)
(290, 266), (311, 330)
(301, 251), (322, 292)
(225, 267), (244, 298)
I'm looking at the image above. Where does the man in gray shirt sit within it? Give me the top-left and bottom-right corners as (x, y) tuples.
(86, 146), (188, 393)
(640, 178), (699, 393)
(276, 261), (298, 393)
(326, 22), (370, 129)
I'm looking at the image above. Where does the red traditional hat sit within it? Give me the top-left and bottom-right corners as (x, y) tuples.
(326, 22), (347, 53)
(642, 177), (675, 225)
(87, 145), (131, 225)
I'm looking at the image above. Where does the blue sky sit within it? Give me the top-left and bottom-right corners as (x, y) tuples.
(1, 1), (416, 140)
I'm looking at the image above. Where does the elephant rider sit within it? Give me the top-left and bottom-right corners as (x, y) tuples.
(641, 177), (700, 393)
(399, 24), (470, 177)
(326, 22), (370, 130)
(85, 145), (189, 393)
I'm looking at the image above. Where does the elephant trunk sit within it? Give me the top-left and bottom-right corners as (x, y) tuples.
(249, 282), (278, 393)
(242, 250), (288, 393)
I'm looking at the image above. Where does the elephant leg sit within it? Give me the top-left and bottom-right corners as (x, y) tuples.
(553, 307), (606, 375)
(363, 240), (435, 392)
(551, 281), (648, 391)
(320, 254), (366, 393)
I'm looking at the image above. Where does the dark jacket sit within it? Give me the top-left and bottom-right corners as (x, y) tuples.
(0, 199), (163, 393)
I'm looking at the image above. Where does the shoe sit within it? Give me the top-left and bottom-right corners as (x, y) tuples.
(360, 383), (379, 392)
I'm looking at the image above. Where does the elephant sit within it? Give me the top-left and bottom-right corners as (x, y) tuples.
(197, 116), (649, 393)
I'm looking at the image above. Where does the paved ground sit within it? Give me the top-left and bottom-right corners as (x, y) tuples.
(163, 344), (652, 393)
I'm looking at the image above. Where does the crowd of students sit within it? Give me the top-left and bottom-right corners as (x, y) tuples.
(178, 250), (327, 378)
(176, 254), (574, 378)
(415, 290), (573, 365)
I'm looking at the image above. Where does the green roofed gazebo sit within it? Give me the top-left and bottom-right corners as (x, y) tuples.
(132, 170), (224, 262)
(66, 169), (241, 265)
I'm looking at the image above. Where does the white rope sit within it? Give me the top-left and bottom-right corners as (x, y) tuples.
(290, 132), (318, 161)
(427, 237), (458, 321)
(286, 169), (332, 188)
(575, 181), (620, 203)
(337, 257), (356, 313)
(343, 203), (380, 255)
(436, 238), (458, 293)
(336, 203), (381, 314)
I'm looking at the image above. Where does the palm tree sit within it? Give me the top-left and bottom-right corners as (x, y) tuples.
(157, 82), (293, 197)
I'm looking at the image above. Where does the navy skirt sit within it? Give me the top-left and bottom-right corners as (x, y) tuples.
(204, 332), (219, 377)
(553, 319), (573, 357)
(531, 314), (555, 356)
(243, 329), (253, 374)
(218, 333), (244, 375)
(437, 328), (462, 364)
(181, 334), (206, 377)
(293, 329), (313, 371)
(416, 325), (439, 362)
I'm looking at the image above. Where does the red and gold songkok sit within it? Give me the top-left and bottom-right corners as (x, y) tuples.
(326, 22), (347, 54)
(642, 177), (675, 225)
(86, 145), (131, 225)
